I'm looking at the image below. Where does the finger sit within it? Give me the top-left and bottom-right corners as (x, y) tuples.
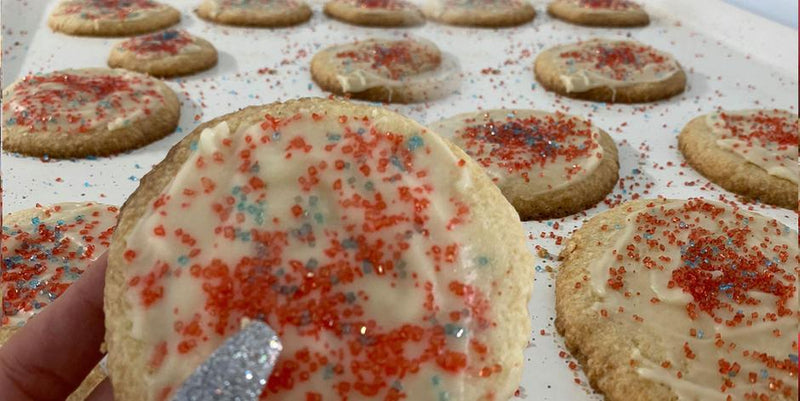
(85, 378), (114, 401)
(0, 252), (108, 401)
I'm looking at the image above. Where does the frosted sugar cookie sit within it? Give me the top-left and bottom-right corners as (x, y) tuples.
(534, 39), (686, 103)
(196, 0), (312, 27)
(48, 0), (180, 37)
(105, 98), (533, 401)
(1, 202), (118, 400)
(679, 109), (798, 210)
(557, 198), (798, 401)
(547, 0), (649, 27)
(310, 38), (460, 103)
(423, 0), (536, 27)
(324, 0), (425, 27)
(2, 68), (180, 158)
(430, 109), (619, 220)
(108, 29), (218, 77)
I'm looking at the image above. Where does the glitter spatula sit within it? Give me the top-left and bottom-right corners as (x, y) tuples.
(172, 320), (283, 401)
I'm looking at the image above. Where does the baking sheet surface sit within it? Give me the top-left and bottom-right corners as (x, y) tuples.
(2, 0), (797, 399)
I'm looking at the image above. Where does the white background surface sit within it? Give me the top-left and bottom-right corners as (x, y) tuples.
(723, 0), (798, 28)
(1, 0), (798, 399)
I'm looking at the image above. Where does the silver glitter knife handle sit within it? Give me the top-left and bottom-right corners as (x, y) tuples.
(172, 320), (283, 401)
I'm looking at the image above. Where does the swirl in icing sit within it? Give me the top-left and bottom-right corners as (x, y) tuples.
(120, 108), (524, 400)
(117, 29), (203, 60)
(431, 110), (604, 194)
(2, 68), (172, 133)
(705, 109), (799, 185)
(546, 39), (681, 93)
(52, 0), (169, 21)
(330, 38), (459, 97)
(1, 202), (118, 327)
(589, 199), (798, 401)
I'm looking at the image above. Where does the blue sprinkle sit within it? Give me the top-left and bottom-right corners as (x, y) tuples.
(345, 292), (356, 303)
(696, 329), (704, 339)
(177, 255), (189, 265)
(407, 135), (424, 151)
(31, 217), (41, 226)
(362, 260), (373, 274)
(161, 30), (179, 40)
(128, 175), (138, 181)
(189, 141), (198, 151)
(476, 256), (489, 266)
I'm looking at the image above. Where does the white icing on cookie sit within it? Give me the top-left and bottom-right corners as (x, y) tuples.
(1, 202), (117, 327)
(589, 199), (798, 401)
(543, 39), (681, 93)
(120, 107), (524, 400)
(431, 110), (604, 194)
(705, 110), (799, 184)
(2, 68), (173, 133)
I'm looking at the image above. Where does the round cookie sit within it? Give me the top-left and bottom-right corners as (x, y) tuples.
(423, 0), (536, 28)
(547, 0), (649, 27)
(109, 29), (219, 78)
(310, 38), (460, 103)
(1, 202), (118, 401)
(678, 109), (798, 210)
(105, 98), (534, 401)
(534, 38), (686, 103)
(48, 0), (180, 37)
(324, 0), (425, 27)
(557, 198), (799, 401)
(430, 109), (619, 220)
(2, 68), (180, 159)
(196, 0), (312, 27)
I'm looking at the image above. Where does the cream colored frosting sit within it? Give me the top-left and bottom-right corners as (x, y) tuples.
(1, 202), (117, 327)
(330, 38), (460, 101)
(118, 30), (204, 61)
(544, 39), (681, 94)
(589, 199), (798, 401)
(2, 68), (171, 133)
(203, 0), (305, 16)
(430, 109), (604, 195)
(120, 107), (523, 400)
(705, 109), (799, 184)
(52, 0), (171, 22)
(555, 0), (644, 15)
(424, 0), (528, 17)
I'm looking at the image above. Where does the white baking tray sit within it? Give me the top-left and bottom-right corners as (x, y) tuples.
(1, 0), (797, 399)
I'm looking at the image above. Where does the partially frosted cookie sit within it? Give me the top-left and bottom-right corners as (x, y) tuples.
(534, 39), (686, 103)
(310, 38), (460, 103)
(430, 109), (619, 220)
(196, 0), (312, 27)
(105, 98), (533, 401)
(109, 29), (219, 77)
(2, 68), (180, 158)
(679, 109), (798, 210)
(423, 0), (536, 27)
(557, 198), (799, 401)
(48, 0), (180, 37)
(324, 0), (425, 27)
(547, 0), (649, 27)
(1, 202), (118, 400)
